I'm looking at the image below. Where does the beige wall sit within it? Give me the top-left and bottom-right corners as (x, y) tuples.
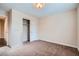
(8, 9), (39, 48)
(39, 9), (77, 48)
(0, 9), (7, 16)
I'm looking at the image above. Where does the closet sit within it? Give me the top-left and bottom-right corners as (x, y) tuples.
(22, 19), (30, 44)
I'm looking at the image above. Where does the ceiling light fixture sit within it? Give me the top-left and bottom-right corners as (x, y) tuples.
(33, 3), (45, 9)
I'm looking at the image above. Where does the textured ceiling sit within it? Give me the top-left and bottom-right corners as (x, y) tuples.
(0, 3), (78, 17)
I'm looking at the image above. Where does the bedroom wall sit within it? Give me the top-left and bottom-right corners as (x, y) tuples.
(8, 9), (38, 48)
(39, 9), (77, 48)
(0, 10), (5, 16)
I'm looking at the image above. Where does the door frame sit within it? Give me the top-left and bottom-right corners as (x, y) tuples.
(23, 18), (30, 42)
(0, 16), (8, 45)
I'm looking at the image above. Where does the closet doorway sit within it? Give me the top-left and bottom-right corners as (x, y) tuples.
(22, 19), (30, 44)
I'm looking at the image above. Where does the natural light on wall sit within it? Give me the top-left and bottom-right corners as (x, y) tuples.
(33, 3), (45, 9)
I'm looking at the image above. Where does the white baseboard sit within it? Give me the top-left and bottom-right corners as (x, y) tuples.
(40, 39), (77, 48)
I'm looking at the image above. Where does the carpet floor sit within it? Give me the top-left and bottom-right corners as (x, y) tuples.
(4, 40), (79, 56)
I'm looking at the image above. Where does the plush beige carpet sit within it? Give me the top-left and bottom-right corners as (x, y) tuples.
(0, 40), (79, 56)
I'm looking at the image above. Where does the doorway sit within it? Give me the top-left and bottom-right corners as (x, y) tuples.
(0, 16), (7, 47)
(22, 19), (30, 44)
(0, 19), (4, 38)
